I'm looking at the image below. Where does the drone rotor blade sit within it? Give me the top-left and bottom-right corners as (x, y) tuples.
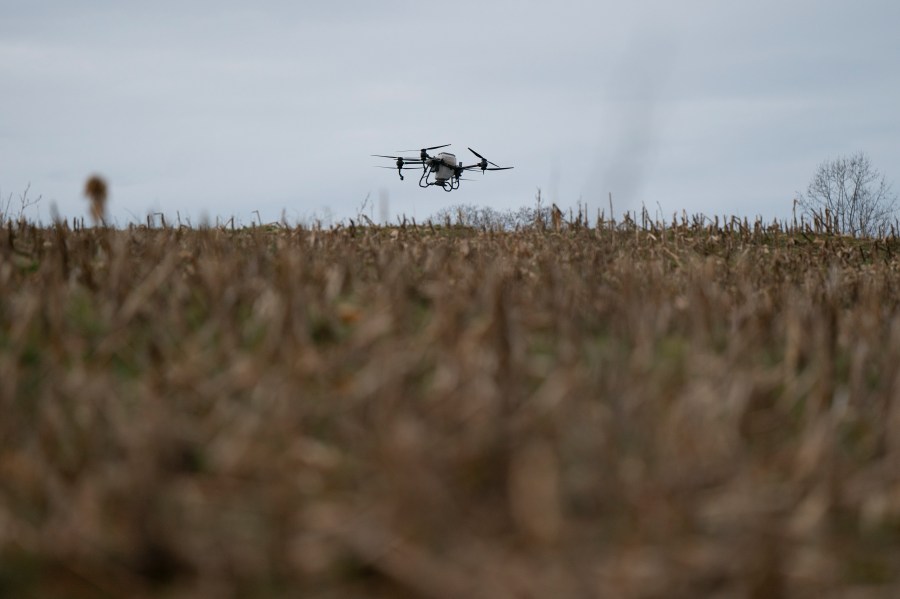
(372, 154), (423, 162)
(469, 147), (505, 167)
(375, 166), (420, 170)
(484, 167), (514, 171)
(396, 143), (451, 152)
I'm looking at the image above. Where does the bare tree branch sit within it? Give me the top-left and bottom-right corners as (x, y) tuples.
(798, 151), (897, 236)
(1, 184), (42, 224)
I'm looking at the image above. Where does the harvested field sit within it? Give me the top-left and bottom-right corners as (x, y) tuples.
(2, 218), (900, 597)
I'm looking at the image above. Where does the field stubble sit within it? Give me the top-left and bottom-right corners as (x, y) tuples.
(2, 219), (900, 597)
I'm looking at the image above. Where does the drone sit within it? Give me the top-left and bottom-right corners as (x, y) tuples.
(373, 144), (513, 192)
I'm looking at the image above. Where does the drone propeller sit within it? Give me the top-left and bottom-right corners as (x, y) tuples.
(373, 154), (425, 178)
(395, 144), (452, 162)
(462, 164), (514, 171)
(372, 154), (423, 163)
(396, 144), (451, 153)
(375, 166), (421, 170)
(467, 147), (512, 173)
(468, 147), (500, 168)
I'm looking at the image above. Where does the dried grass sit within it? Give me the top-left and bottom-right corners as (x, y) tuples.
(1, 217), (900, 597)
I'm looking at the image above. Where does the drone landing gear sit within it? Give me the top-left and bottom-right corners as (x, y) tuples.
(417, 168), (460, 191)
(418, 169), (431, 189)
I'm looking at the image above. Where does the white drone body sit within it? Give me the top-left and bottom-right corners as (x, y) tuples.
(431, 153), (458, 186)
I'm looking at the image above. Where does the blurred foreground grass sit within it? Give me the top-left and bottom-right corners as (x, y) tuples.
(2, 220), (900, 597)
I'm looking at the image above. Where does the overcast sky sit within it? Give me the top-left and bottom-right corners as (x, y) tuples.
(2, 1), (899, 225)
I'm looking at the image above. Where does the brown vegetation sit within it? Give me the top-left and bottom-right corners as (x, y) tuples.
(2, 216), (900, 597)
(83, 176), (108, 226)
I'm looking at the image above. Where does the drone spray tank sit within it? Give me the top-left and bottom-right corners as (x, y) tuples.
(433, 153), (458, 185)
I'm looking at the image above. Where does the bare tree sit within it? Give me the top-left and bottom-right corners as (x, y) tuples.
(797, 152), (897, 236)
